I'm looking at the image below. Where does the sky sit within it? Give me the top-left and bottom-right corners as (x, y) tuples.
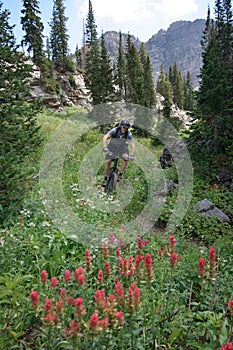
(2, 0), (215, 53)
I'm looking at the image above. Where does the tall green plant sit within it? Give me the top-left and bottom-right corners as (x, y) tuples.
(0, 1), (43, 223)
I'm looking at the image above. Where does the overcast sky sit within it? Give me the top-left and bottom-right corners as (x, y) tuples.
(3, 0), (215, 52)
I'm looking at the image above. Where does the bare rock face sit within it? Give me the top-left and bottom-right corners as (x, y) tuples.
(28, 61), (92, 111)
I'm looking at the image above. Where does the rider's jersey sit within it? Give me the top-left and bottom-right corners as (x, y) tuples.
(107, 127), (134, 155)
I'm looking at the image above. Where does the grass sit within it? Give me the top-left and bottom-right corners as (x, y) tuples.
(0, 106), (233, 349)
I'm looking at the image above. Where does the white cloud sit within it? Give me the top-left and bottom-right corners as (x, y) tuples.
(153, 0), (198, 18)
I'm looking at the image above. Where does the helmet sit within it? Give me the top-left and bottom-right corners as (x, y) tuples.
(120, 118), (130, 129)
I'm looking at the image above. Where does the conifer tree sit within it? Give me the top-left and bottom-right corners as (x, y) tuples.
(49, 0), (69, 69)
(20, 0), (44, 66)
(183, 71), (194, 111)
(0, 2), (42, 222)
(84, 0), (102, 104)
(139, 42), (156, 108)
(125, 34), (143, 104)
(116, 31), (127, 99)
(156, 65), (173, 118)
(100, 32), (114, 102)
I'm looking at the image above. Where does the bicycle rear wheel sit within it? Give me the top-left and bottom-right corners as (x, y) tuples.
(106, 171), (117, 194)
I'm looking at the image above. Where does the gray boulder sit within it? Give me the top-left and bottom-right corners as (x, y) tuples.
(197, 198), (231, 223)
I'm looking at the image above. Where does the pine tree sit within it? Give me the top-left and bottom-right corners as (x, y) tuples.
(183, 71), (194, 111)
(139, 42), (156, 108)
(156, 65), (173, 118)
(116, 31), (127, 99)
(20, 0), (44, 66)
(49, 0), (70, 69)
(125, 34), (143, 104)
(100, 32), (114, 102)
(84, 0), (102, 104)
(0, 1), (42, 222)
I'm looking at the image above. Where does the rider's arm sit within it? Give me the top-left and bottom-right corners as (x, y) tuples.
(129, 140), (135, 156)
(103, 133), (111, 148)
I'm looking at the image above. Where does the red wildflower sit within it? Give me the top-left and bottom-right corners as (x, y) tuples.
(77, 274), (85, 286)
(63, 269), (72, 282)
(67, 296), (74, 305)
(158, 247), (163, 256)
(116, 311), (124, 324)
(138, 236), (143, 250)
(114, 281), (125, 305)
(89, 313), (99, 330)
(84, 249), (92, 271)
(44, 298), (53, 314)
(30, 290), (40, 308)
(169, 235), (177, 253)
(44, 313), (59, 326)
(164, 245), (169, 254)
(143, 239), (149, 245)
(102, 242), (109, 259)
(105, 261), (111, 276)
(64, 319), (80, 337)
(108, 231), (116, 244)
(98, 269), (104, 284)
(99, 317), (109, 329)
(144, 253), (154, 280)
(41, 270), (48, 284)
(74, 297), (85, 319)
(170, 252), (180, 267)
(127, 282), (141, 311)
(221, 343), (233, 350)
(115, 246), (121, 256)
(50, 276), (58, 288)
(213, 183), (219, 189)
(209, 246), (216, 277)
(228, 300), (233, 316)
(74, 267), (83, 281)
(56, 300), (64, 315)
(94, 289), (106, 309)
(135, 254), (144, 279)
(60, 288), (67, 299)
(198, 257), (206, 278)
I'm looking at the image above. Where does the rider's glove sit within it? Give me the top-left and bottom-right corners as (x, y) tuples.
(129, 155), (135, 161)
(103, 147), (110, 153)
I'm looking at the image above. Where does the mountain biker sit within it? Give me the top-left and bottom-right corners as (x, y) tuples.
(102, 118), (135, 187)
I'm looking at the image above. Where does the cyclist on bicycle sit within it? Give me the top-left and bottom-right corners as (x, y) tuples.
(102, 118), (135, 187)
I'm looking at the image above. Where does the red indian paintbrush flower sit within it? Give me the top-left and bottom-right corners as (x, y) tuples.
(50, 276), (58, 288)
(158, 247), (163, 256)
(169, 235), (177, 253)
(74, 297), (85, 319)
(97, 269), (104, 284)
(63, 269), (72, 282)
(198, 257), (206, 278)
(89, 313), (99, 330)
(64, 319), (80, 337)
(170, 252), (180, 267)
(102, 242), (109, 259)
(60, 288), (67, 299)
(30, 290), (40, 308)
(228, 300), (233, 316)
(116, 310), (124, 324)
(114, 281), (125, 305)
(209, 246), (216, 277)
(44, 298), (53, 314)
(105, 261), (111, 275)
(41, 270), (48, 284)
(56, 300), (64, 315)
(127, 282), (141, 311)
(221, 343), (233, 350)
(84, 249), (92, 271)
(144, 253), (154, 280)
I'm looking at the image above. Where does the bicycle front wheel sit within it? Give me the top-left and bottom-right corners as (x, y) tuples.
(106, 171), (117, 193)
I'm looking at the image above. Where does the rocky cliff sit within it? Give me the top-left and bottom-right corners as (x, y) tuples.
(103, 19), (205, 88)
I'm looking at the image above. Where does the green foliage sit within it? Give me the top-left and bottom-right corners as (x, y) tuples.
(0, 3), (43, 223)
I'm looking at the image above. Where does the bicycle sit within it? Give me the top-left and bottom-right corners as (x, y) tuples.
(104, 153), (120, 195)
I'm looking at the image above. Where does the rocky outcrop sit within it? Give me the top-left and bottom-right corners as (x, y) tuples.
(28, 61), (92, 111)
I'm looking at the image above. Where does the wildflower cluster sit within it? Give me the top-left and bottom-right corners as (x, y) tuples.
(29, 233), (226, 348)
